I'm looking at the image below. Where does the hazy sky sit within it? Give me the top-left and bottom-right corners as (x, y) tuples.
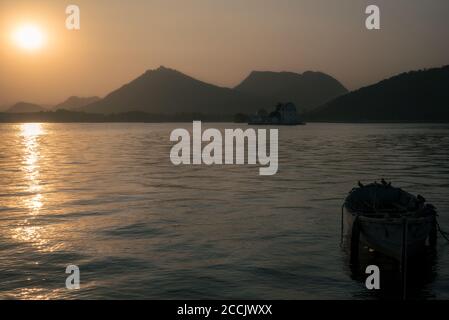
(1, 0), (448, 106)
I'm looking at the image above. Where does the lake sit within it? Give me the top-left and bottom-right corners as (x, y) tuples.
(0, 122), (448, 299)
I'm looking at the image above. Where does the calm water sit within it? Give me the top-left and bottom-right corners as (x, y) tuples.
(0, 123), (449, 300)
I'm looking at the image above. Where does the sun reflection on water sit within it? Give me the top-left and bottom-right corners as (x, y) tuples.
(7, 287), (66, 300)
(11, 123), (54, 253)
(21, 123), (44, 137)
(21, 123), (45, 215)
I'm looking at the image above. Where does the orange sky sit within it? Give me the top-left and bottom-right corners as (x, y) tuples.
(1, 0), (449, 107)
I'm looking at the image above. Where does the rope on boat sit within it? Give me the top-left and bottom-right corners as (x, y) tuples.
(340, 203), (345, 247)
(401, 218), (408, 300)
(436, 219), (449, 243)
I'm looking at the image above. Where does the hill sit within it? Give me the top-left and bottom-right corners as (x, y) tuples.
(7, 102), (45, 113)
(54, 96), (101, 110)
(234, 70), (347, 112)
(80, 66), (270, 115)
(307, 65), (449, 122)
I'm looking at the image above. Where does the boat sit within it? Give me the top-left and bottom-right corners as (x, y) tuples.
(343, 180), (437, 262)
(248, 102), (306, 125)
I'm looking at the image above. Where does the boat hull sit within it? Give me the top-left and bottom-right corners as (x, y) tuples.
(344, 207), (435, 260)
(247, 122), (306, 125)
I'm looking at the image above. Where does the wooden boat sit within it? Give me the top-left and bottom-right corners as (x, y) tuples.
(343, 181), (437, 261)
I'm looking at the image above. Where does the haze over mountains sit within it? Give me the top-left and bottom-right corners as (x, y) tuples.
(78, 66), (347, 115)
(307, 65), (449, 122)
(78, 66), (268, 115)
(6, 102), (45, 113)
(3, 65), (448, 122)
(4, 96), (101, 113)
(54, 96), (101, 111)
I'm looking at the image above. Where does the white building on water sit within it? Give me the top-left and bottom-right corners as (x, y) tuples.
(249, 102), (304, 125)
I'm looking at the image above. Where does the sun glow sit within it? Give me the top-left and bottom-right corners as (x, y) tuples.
(21, 123), (44, 137)
(12, 24), (46, 51)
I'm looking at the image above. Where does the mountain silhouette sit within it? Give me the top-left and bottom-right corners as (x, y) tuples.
(307, 65), (449, 122)
(234, 70), (348, 112)
(80, 66), (270, 115)
(54, 96), (101, 110)
(7, 102), (45, 113)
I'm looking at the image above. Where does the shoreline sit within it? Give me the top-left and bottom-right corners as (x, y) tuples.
(1, 111), (449, 124)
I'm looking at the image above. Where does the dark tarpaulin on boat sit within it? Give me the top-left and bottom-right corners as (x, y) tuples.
(345, 181), (427, 214)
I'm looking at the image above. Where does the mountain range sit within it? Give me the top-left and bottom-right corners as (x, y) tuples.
(78, 66), (266, 114)
(5, 96), (101, 113)
(1, 67), (349, 116)
(4, 65), (448, 122)
(78, 66), (347, 115)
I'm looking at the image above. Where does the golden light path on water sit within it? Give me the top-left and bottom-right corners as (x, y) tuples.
(11, 124), (61, 255)
(22, 123), (43, 214)
(6, 124), (66, 299)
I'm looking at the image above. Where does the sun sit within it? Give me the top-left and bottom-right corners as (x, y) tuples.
(12, 24), (46, 51)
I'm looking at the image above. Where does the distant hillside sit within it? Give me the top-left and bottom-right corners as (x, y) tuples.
(7, 102), (45, 113)
(234, 70), (347, 112)
(307, 65), (449, 122)
(54, 96), (100, 110)
(80, 66), (269, 115)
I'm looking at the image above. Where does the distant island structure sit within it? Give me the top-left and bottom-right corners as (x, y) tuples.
(248, 102), (305, 125)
